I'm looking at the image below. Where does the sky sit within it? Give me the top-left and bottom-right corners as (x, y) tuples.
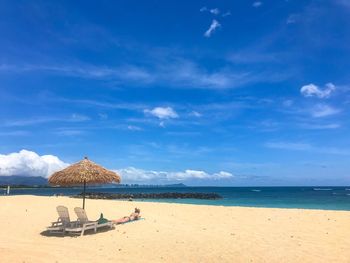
(0, 0), (350, 186)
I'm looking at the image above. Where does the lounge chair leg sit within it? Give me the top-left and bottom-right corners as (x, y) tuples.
(81, 225), (85, 236)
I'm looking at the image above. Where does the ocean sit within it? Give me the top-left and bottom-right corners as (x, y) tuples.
(4, 186), (350, 211)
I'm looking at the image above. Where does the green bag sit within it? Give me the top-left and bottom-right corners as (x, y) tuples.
(97, 213), (108, 224)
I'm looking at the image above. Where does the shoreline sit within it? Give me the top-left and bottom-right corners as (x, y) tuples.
(2, 193), (350, 212)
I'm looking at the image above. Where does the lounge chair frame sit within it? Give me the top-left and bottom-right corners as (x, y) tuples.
(64, 207), (113, 236)
(47, 206), (79, 234)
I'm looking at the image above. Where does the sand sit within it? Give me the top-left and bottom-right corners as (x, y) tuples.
(0, 195), (349, 263)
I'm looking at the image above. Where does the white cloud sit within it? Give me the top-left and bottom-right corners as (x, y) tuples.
(116, 167), (167, 182)
(200, 6), (207, 12)
(310, 104), (340, 118)
(252, 1), (262, 8)
(0, 150), (69, 177)
(172, 170), (209, 179)
(179, 170), (233, 180)
(213, 171), (233, 178)
(116, 167), (234, 183)
(210, 8), (220, 15)
(204, 19), (221, 37)
(144, 107), (178, 119)
(300, 83), (336, 98)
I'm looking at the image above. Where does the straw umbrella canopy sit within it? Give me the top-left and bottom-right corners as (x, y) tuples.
(48, 157), (121, 209)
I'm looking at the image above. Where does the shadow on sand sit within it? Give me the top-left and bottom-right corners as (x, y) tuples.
(40, 225), (116, 238)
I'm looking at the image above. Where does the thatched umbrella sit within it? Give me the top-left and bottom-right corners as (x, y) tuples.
(48, 157), (121, 209)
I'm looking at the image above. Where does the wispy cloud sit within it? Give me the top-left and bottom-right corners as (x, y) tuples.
(309, 104), (340, 118)
(0, 130), (30, 136)
(228, 51), (280, 64)
(286, 14), (299, 24)
(300, 83), (336, 98)
(222, 11), (231, 17)
(200, 6), (230, 17)
(3, 114), (90, 127)
(0, 59), (289, 90)
(209, 8), (220, 15)
(265, 141), (350, 155)
(283, 100), (294, 107)
(164, 59), (290, 89)
(190, 111), (202, 117)
(265, 142), (311, 151)
(127, 125), (143, 131)
(336, 0), (350, 9)
(98, 113), (108, 120)
(53, 129), (86, 136)
(70, 113), (90, 122)
(56, 97), (146, 110)
(299, 123), (341, 130)
(252, 1), (262, 8)
(0, 63), (154, 83)
(200, 7), (220, 15)
(109, 124), (144, 132)
(204, 19), (221, 37)
(1, 33), (297, 91)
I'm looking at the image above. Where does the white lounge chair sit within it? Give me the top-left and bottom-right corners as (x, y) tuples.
(64, 207), (113, 236)
(47, 206), (78, 234)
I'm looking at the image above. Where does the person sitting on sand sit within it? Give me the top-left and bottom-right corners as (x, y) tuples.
(113, 208), (141, 224)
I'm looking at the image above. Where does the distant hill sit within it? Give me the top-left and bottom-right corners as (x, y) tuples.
(0, 176), (187, 188)
(163, 183), (187, 187)
(0, 176), (48, 186)
(104, 183), (187, 188)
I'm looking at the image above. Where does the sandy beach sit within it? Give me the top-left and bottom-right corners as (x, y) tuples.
(0, 195), (349, 263)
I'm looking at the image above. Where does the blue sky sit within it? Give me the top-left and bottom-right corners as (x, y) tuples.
(1, 0), (350, 186)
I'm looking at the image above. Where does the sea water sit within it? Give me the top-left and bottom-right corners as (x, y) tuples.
(4, 186), (350, 211)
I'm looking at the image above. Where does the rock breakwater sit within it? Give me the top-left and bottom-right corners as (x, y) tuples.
(72, 192), (222, 200)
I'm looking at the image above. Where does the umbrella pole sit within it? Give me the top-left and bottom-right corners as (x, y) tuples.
(83, 180), (86, 209)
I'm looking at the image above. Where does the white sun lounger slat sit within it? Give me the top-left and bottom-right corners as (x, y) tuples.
(47, 206), (78, 233)
(63, 207), (113, 236)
